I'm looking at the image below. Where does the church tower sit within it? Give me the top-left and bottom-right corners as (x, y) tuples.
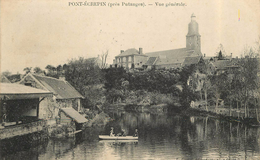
(186, 13), (201, 52)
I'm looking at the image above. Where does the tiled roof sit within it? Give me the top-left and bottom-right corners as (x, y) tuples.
(86, 57), (101, 63)
(60, 108), (88, 123)
(0, 83), (52, 100)
(183, 56), (202, 66)
(212, 60), (233, 70)
(33, 74), (84, 99)
(146, 48), (202, 65)
(115, 48), (147, 57)
(144, 57), (157, 66)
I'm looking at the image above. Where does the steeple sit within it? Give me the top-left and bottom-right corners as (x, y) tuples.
(187, 13), (199, 36)
(186, 13), (201, 52)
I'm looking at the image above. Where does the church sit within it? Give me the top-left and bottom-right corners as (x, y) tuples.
(113, 14), (203, 69)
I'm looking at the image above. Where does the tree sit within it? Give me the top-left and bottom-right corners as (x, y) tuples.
(215, 44), (226, 60)
(65, 57), (104, 98)
(103, 67), (128, 90)
(217, 50), (224, 60)
(1, 70), (12, 77)
(238, 47), (259, 117)
(23, 67), (32, 74)
(179, 85), (199, 108)
(33, 67), (44, 74)
(56, 65), (64, 77)
(45, 65), (58, 78)
(99, 50), (109, 69)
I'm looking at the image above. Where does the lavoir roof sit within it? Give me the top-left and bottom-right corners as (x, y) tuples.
(0, 83), (52, 100)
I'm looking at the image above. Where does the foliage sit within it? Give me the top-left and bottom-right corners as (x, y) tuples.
(215, 43), (227, 60)
(179, 85), (200, 108)
(102, 67), (194, 107)
(1, 70), (12, 77)
(23, 67), (32, 74)
(147, 92), (175, 105)
(33, 67), (44, 74)
(64, 57), (105, 108)
(106, 88), (125, 104)
(179, 65), (197, 85)
(45, 64), (64, 78)
(103, 67), (129, 90)
(103, 68), (182, 95)
(83, 85), (106, 109)
(200, 46), (259, 117)
(65, 57), (104, 94)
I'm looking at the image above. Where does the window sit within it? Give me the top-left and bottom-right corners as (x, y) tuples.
(129, 56), (132, 62)
(128, 63), (131, 68)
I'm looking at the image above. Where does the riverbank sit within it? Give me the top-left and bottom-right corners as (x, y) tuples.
(106, 103), (172, 114)
(84, 112), (112, 128)
(182, 107), (260, 127)
(118, 100), (260, 127)
(2, 109), (260, 160)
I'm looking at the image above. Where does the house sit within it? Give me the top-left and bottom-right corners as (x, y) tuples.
(113, 13), (202, 70)
(209, 60), (240, 75)
(113, 48), (148, 69)
(0, 83), (52, 139)
(19, 73), (84, 120)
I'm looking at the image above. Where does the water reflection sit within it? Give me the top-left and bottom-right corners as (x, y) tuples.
(1, 110), (260, 159)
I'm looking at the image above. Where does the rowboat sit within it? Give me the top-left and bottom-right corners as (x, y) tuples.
(99, 140), (138, 143)
(99, 135), (138, 140)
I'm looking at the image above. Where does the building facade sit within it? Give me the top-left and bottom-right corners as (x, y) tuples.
(114, 48), (148, 69)
(113, 14), (203, 69)
(19, 73), (84, 120)
(0, 83), (52, 140)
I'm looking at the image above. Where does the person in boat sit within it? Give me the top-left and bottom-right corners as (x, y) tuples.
(133, 129), (138, 137)
(110, 127), (115, 137)
(117, 129), (126, 137)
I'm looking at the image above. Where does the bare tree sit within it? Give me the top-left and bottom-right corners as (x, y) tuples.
(99, 50), (108, 69)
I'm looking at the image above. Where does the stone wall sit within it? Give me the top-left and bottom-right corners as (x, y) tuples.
(0, 120), (47, 140)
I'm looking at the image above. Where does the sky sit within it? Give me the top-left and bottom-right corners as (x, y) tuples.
(1, 0), (259, 74)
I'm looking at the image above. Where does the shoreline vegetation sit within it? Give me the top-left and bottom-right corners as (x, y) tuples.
(63, 48), (259, 128)
(3, 46), (259, 138)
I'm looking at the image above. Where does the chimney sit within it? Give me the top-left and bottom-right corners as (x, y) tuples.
(139, 48), (143, 54)
(230, 53), (232, 58)
(204, 54), (206, 57)
(121, 50), (124, 54)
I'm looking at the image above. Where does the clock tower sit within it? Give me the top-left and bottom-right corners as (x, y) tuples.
(186, 13), (201, 52)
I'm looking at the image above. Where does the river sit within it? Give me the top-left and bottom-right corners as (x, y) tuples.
(1, 109), (260, 160)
